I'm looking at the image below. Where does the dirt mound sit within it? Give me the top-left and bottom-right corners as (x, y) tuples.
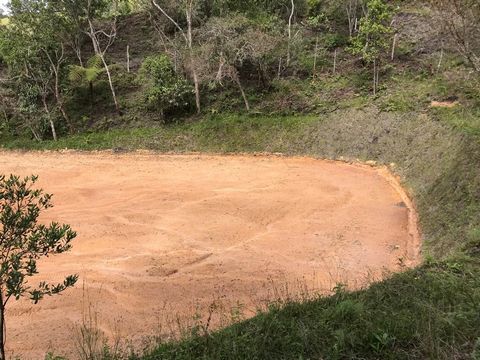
(0, 152), (420, 359)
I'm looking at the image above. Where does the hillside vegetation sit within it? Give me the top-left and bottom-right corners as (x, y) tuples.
(1, 0), (480, 359)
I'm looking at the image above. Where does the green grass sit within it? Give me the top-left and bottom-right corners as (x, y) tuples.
(0, 114), (318, 153)
(138, 259), (480, 360)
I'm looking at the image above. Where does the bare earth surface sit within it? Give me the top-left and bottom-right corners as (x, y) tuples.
(0, 152), (420, 359)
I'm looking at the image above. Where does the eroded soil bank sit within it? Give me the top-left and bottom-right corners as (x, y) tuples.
(0, 152), (420, 359)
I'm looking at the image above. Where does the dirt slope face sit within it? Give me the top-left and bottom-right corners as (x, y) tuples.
(0, 152), (420, 358)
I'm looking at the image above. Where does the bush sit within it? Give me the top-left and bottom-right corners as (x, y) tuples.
(137, 55), (194, 118)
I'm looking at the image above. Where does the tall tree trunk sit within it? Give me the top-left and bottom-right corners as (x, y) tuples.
(391, 33), (398, 61)
(192, 69), (201, 114)
(437, 45), (444, 73)
(73, 35), (84, 67)
(233, 71), (250, 111)
(313, 37), (319, 77)
(42, 96), (57, 141)
(127, 45), (130, 73)
(53, 72), (72, 132)
(86, 17), (120, 114)
(373, 59), (377, 96)
(44, 48), (73, 132)
(186, 3), (201, 114)
(49, 119), (58, 141)
(101, 55), (121, 114)
(277, 58), (282, 79)
(287, 0), (295, 67)
(333, 49), (338, 74)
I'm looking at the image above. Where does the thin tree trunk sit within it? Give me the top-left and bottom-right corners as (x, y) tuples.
(30, 126), (42, 141)
(44, 48), (73, 132)
(186, 3), (201, 114)
(73, 35), (84, 67)
(86, 16), (120, 114)
(234, 72), (250, 111)
(101, 55), (121, 114)
(126, 45), (130, 73)
(0, 293), (6, 360)
(53, 72), (72, 132)
(313, 37), (318, 77)
(152, 0), (201, 113)
(287, 0), (295, 67)
(391, 33), (398, 61)
(437, 44), (444, 73)
(192, 70), (201, 114)
(49, 119), (58, 141)
(333, 49), (338, 74)
(42, 97), (57, 141)
(346, 0), (357, 37)
(373, 59), (377, 96)
(277, 58), (282, 80)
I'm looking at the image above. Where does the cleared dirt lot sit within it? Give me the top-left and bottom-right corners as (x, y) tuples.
(0, 152), (420, 358)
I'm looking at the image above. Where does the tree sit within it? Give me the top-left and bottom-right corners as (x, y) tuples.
(196, 14), (284, 110)
(84, 0), (121, 114)
(151, 0), (202, 114)
(430, 0), (480, 72)
(48, 0), (108, 67)
(349, 0), (394, 95)
(1, 0), (74, 137)
(345, 0), (363, 36)
(0, 175), (77, 360)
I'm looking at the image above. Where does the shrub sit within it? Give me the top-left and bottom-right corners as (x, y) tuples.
(137, 55), (194, 118)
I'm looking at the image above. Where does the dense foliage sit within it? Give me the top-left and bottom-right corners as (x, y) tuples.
(0, 0), (400, 136)
(138, 54), (194, 115)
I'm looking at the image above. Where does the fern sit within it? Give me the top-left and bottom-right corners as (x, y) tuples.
(68, 55), (105, 85)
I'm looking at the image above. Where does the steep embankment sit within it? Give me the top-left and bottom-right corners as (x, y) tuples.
(132, 109), (480, 360)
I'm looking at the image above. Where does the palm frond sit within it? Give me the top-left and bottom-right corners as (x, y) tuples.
(68, 65), (87, 83)
(86, 55), (103, 70)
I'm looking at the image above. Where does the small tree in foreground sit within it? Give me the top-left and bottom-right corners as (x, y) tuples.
(0, 175), (77, 360)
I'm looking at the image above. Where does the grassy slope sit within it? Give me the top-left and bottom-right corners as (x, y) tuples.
(141, 261), (480, 360)
(132, 109), (479, 359)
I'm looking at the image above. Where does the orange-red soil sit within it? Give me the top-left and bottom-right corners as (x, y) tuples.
(0, 152), (420, 359)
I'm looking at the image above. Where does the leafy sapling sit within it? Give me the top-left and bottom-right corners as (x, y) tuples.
(0, 175), (77, 360)
(349, 0), (395, 95)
